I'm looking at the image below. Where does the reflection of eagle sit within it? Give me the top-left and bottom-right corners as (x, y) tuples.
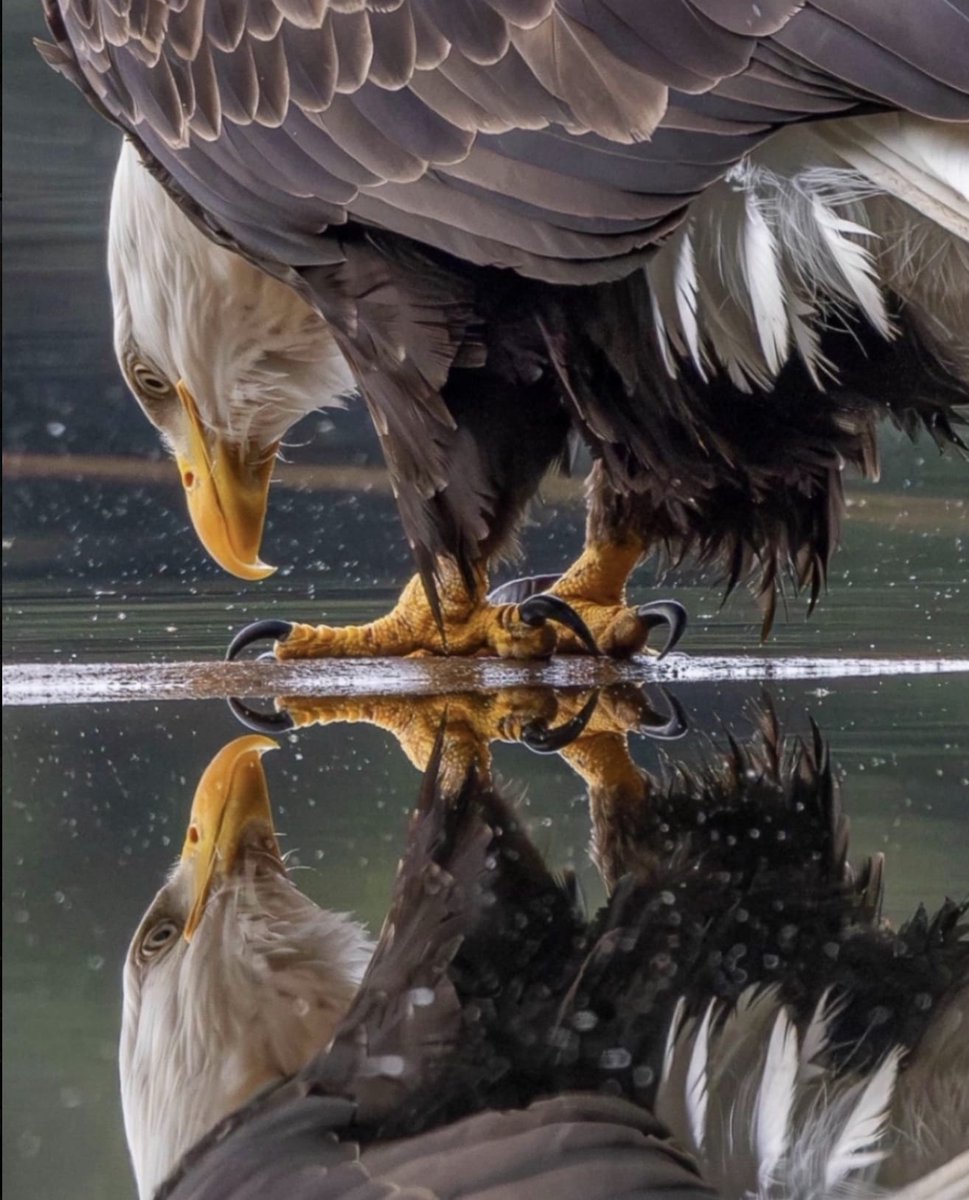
(124, 718), (968, 1199)
(40, 3), (968, 657)
(121, 737), (372, 1198)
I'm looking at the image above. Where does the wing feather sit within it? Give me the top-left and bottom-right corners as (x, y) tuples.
(330, 8), (374, 94)
(201, 0), (246, 54)
(366, 4), (418, 90)
(279, 20), (338, 113)
(273, 0), (328, 32)
(52, 0), (963, 287)
(249, 31), (291, 126)
(185, 39), (222, 138)
(167, 0), (205, 60)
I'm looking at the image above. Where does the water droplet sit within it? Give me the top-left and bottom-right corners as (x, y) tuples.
(18, 1132), (41, 1159)
(633, 1064), (655, 1088)
(599, 1047), (632, 1070)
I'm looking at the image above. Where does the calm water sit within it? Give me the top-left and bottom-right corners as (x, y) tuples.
(3, 4), (968, 1198)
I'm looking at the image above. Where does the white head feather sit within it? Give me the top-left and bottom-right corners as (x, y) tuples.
(108, 139), (354, 455)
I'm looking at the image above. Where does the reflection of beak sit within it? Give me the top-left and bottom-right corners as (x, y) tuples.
(174, 380), (278, 580)
(180, 735), (281, 941)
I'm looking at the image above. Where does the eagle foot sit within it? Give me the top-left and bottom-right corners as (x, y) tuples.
(489, 543), (688, 659)
(226, 570), (598, 662)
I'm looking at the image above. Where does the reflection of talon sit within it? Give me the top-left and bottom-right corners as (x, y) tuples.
(227, 696), (296, 733)
(492, 542), (687, 658)
(225, 563), (597, 661)
(550, 683), (688, 742)
(592, 683), (688, 741)
(226, 686), (613, 793)
(521, 692), (600, 754)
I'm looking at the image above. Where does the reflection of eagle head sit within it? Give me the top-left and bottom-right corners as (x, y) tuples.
(119, 736), (372, 1200)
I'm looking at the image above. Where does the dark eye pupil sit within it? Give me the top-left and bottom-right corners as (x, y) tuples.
(147, 922), (176, 948)
(134, 364), (168, 395)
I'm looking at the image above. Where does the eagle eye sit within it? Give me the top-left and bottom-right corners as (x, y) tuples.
(139, 918), (180, 961)
(131, 361), (173, 399)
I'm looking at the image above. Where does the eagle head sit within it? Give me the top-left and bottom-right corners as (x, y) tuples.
(108, 141), (354, 579)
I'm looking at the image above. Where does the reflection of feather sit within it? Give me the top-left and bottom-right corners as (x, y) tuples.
(658, 987), (904, 1200)
(824, 1052), (901, 1191)
(754, 1008), (800, 1191)
(685, 1000), (714, 1154)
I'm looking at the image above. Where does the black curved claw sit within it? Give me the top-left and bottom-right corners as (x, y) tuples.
(226, 619), (294, 662)
(522, 692), (601, 754)
(638, 689), (689, 741)
(519, 593), (600, 656)
(636, 600), (689, 660)
(227, 697), (296, 734)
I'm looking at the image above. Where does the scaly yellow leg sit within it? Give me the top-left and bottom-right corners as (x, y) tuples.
(227, 561), (598, 661)
(541, 539), (684, 657)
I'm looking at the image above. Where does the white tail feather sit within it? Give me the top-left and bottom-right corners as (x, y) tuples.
(674, 224), (705, 378)
(787, 291), (830, 390)
(649, 285), (680, 378)
(647, 112), (969, 391)
(742, 189), (790, 374)
(808, 198), (892, 338)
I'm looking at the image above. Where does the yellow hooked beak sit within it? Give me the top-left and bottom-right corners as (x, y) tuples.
(174, 380), (278, 580)
(180, 735), (282, 941)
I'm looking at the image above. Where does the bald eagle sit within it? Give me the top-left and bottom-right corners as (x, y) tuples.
(40, 2), (968, 659)
(124, 713), (968, 1199)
